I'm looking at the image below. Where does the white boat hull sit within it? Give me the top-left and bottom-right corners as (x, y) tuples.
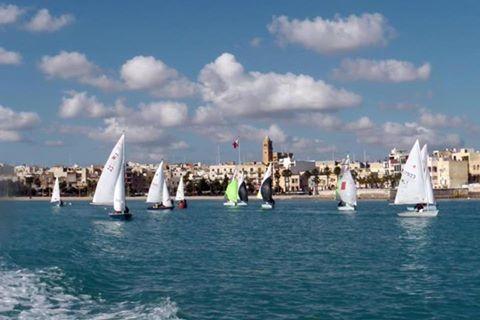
(261, 203), (273, 210)
(223, 201), (237, 207)
(338, 204), (356, 212)
(397, 209), (438, 217)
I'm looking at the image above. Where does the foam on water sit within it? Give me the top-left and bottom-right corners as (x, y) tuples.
(0, 262), (182, 320)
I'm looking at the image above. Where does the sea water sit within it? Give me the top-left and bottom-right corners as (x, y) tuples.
(0, 199), (479, 319)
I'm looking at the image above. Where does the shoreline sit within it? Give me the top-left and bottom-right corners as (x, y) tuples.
(2, 194), (479, 202)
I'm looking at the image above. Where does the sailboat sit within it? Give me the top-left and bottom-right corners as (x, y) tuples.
(336, 156), (357, 211)
(237, 171), (248, 206)
(175, 175), (187, 209)
(92, 133), (132, 220)
(395, 140), (438, 217)
(50, 177), (64, 207)
(223, 170), (239, 207)
(258, 163), (275, 209)
(161, 179), (174, 210)
(146, 161), (165, 210)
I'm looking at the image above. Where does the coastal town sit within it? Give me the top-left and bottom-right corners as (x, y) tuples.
(1, 136), (479, 199)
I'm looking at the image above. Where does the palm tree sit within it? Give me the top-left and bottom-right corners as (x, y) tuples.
(323, 166), (331, 189)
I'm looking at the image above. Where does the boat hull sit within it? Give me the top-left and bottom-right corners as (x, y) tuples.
(223, 201), (237, 207)
(177, 200), (187, 209)
(397, 209), (438, 217)
(148, 205), (173, 211)
(109, 212), (133, 220)
(338, 204), (356, 212)
(261, 203), (274, 210)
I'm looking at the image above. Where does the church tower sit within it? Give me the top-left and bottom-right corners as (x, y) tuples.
(262, 136), (273, 164)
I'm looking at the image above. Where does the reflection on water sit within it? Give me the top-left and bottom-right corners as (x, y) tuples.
(92, 220), (125, 238)
(397, 217), (434, 297)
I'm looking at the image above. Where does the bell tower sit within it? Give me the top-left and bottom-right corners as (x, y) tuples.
(262, 136), (273, 164)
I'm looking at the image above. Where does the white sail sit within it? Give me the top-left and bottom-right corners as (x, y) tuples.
(421, 144), (435, 205)
(237, 171), (244, 192)
(338, 167), (357, 206)
(257, 164), (272, 199)
(394, 140), (426, 205)
(146, 161), (164, 203)
(162, 179), (172, 207)
(175, 175), (185, 201)
(113, 157), (125, 212)
(50, 177), (61, 203)
(92, 134), (125, 206)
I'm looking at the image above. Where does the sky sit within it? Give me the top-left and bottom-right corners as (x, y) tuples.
(1, 0), (480, 166)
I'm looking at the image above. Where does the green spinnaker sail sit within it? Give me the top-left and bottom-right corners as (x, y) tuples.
(225, 179), (239, 202)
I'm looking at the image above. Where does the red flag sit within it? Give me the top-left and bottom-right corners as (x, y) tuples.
(232, 137), (239, 149)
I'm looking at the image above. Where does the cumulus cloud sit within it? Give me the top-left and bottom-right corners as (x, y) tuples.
(58, 91), (189, 129)
(0, 4), (24, 25)
(0, 47), (21, 65)
(288, 137), (336, 156)
(120, 55), (197, 98)
(333, 58), (431, 82)
(138, 102), (188, 127)
(0, 104), (40, 142)
(196, 53), (361, 122)
(268, 13), (393, 54)
(25, 9), (74, 32)
(57, 92), (189, 149)
(59, 91), (112, 118)
(354, 120), (462, 149)
(39, 51), (120, 90)
(418, 108), (462, 128)
(296, 114), (374, 133)
(345, 116), (374, 131)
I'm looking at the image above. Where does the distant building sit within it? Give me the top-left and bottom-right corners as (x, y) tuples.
(387, 148), (408, 175)
(262, 136), (273, 164)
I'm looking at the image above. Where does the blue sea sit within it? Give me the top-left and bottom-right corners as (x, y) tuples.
(0, 199), (479, 319)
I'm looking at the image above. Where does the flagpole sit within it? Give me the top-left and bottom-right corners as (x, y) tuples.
(238, 142), (241, 165)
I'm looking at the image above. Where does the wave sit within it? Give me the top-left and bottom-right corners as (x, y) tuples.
(0, 263), (182, 320)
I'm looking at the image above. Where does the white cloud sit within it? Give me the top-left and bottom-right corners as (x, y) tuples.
(0, 4), (24, 25)
(288, 137), (336, 156)
(197, 53), (361, 120)
(0, 104), (40, 142)
(296, 114), (374, 133)
(58, 91), (189, 129)
(120, 55), (197, 98)
(333, 58), (431, 82)
(238, 124), (287, 143)
(295, 113), (343, 131)
(26, 9), (74, 32)
(39, 51), (120, 90)
(0, 130), (22, 142)
(355, 120), (462, 149)
(345, 116), (374, 131)
(138, 102), (188, 127)
(268, 13), (393, 54)
(89, 117), (167, 144)
(0, 47), (21, 65)
(192, 105), (226, 125)
(418, 108), (462, 128)
(59, 91), (111, 118)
